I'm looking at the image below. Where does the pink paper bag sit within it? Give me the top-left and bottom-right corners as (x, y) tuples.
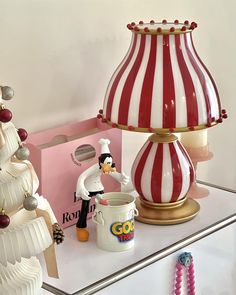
(26, 117), (122, 228)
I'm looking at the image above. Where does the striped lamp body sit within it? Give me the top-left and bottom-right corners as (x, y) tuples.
(131, 138), (195, 203)
(103, 31), (220, 129)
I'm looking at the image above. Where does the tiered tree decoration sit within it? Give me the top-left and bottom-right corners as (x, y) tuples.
(0, 85), (64, 294)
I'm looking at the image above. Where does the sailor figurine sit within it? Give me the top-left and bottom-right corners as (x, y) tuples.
(76, 138), (129, 242)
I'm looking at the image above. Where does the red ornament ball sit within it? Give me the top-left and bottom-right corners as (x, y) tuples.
(18, 128), (28, 141)
(0, 213), (10, 228)
(0, 109), (12, 122)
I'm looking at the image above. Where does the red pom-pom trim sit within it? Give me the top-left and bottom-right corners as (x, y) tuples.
(112, 123), (118, 128)
(181, 26), (187, 31)
(144, 27), (150, 32)
(128, 125), (135, 131)
(169, 128), (175, 132)
(148, 127), (154, 132)
(139, 21), (144, 25)
(222, 114), (228, 119)
(206, 122), (212, 128)
(189, 126), (195, 131)
(127, 24), (133, 30)
(97, 114), (102, 119)
(134, 27), (140, 31)
(157, 27), (162, 33)
(150, 20), (155, 24)
(170, 27), (175, 32)
(102, 118), (107, 123)
(131, 22), (136, 26)
(190, 22), (198, 30)
(217, 118), (223, 123)
(174, 20), (179, 24)
(221, 109), (226, 114)
(162, 19), (167, 24)
(184, 20), (189, 25)
(99, 109), (103, 114)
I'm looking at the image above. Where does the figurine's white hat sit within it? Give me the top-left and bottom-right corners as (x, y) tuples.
(98, 138), (111, 154)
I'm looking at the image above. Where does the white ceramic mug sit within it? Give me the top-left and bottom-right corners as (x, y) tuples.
(92, 192), (138, 252)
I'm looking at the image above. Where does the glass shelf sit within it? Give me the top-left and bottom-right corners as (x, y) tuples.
(41, 184), (236, 295)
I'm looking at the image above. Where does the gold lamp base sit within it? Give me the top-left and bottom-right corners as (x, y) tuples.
(135, 197), (200, 225)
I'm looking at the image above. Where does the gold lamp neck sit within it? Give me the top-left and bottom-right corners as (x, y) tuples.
(149, 133), (178, 143)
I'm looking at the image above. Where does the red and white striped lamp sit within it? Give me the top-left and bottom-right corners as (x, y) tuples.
(98, 20), (227, 224)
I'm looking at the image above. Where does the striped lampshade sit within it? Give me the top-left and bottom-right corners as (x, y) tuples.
(131, 134), (195, 203)
(101, 20), (226, 132)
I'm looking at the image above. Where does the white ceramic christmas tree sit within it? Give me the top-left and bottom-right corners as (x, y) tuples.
(0, 85), (64, 295)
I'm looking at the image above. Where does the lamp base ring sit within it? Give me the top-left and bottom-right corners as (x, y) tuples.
(135, 197), (200, 225)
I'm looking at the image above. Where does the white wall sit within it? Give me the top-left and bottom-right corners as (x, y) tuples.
(0, 0), (235, 189)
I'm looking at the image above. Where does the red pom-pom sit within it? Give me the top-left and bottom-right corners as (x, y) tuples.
(181, 26), (187, 31)
(97, 114), (102, 119)
(128, 125), (135, 131)
(222, 113), (228, 119)
(184, 20), (189, 25)
(174, 19), (179, 24)
(206, 122), (212, 128)
(139, 21), (144, 25)
(162, 19), (167, 24)
(0, 109), (12, 123)
(131, 22), (136, 26)
(134, 27), (140, 31)
(221, 109), (226, 114)
(190, 22), (197, 30)
(170, 27), (175, 32)
(144, 27), (149, 32)
(150, 20), (155, 24)
(99, 109), (103, 114)
(148, 127), (154, 132)
(112, 123), (118, 128)
(127, 24), (133, 30)
(189, 126), (195, 131)
(169, 128), (175, 132)
(157, 27), (162, 33)
(217, 118), (223, 123)
(17, 128), (28, 141)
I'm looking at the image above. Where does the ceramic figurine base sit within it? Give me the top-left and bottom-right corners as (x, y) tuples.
(185, 145), (213, 199)
(135, 197), (200, 225)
